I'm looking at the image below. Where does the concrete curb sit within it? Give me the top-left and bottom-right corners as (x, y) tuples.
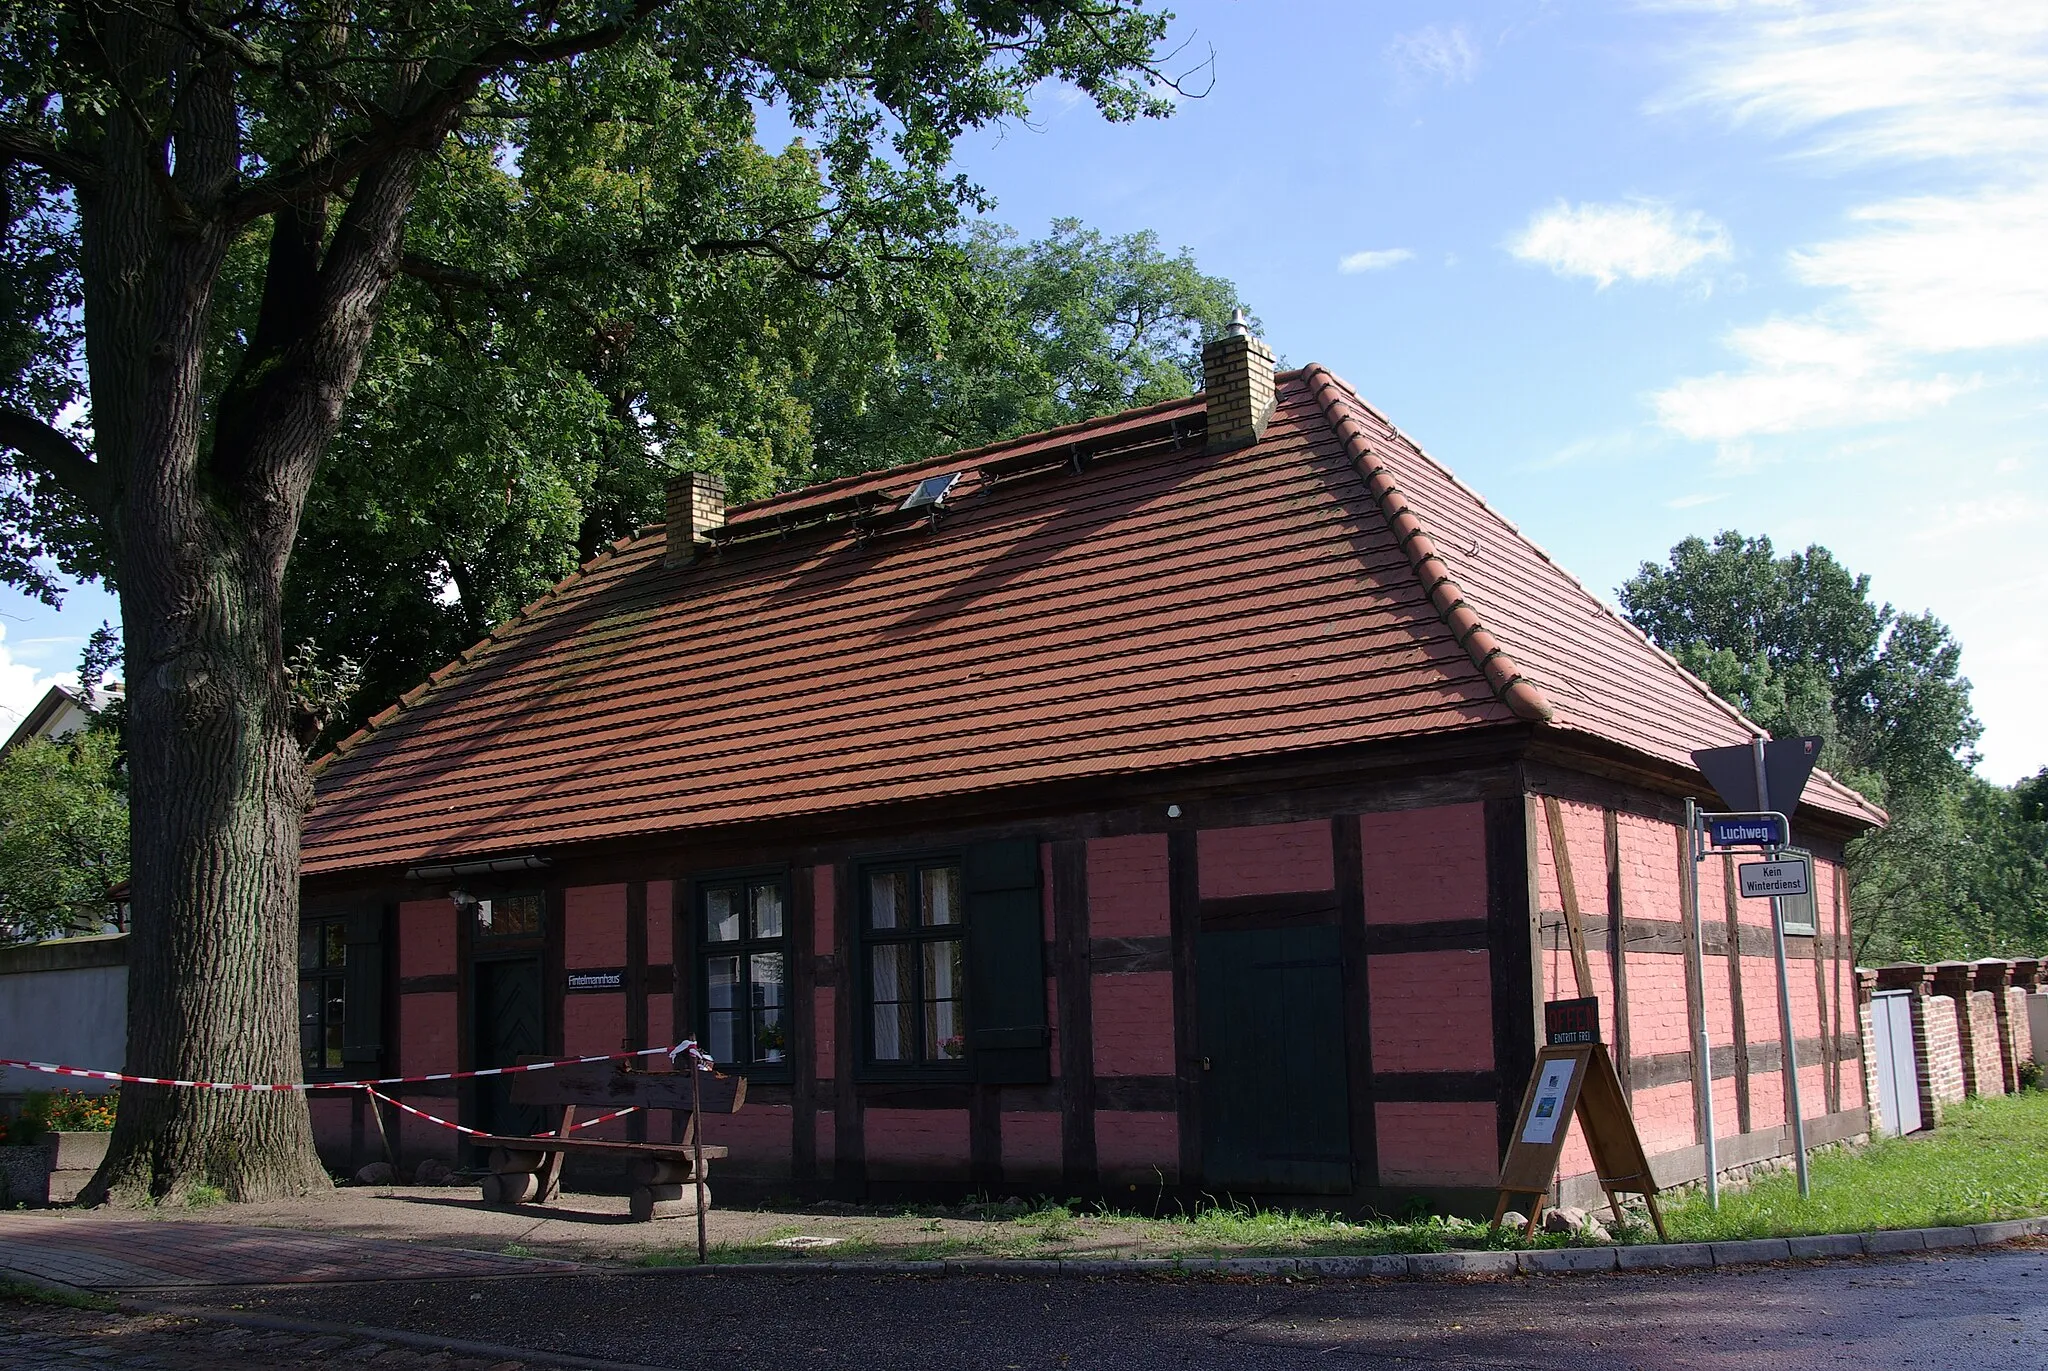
(631, 1214), (2048, 1281)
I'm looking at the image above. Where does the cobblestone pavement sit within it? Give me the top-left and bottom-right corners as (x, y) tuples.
(0, 1212), (583, 1289)
(1, 1296), (572, 1371)
(5, 1212), (2046, 1368)
(172, 1246), (2048, 1370)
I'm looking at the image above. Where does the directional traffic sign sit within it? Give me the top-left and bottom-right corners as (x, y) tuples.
(1691, 737), (1825, 819)
(1709, 815), (1786, 848)
(1739, 857), (1812, 900)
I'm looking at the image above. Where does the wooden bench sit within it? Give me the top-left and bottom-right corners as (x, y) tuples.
(472, 1060), (747, 1221)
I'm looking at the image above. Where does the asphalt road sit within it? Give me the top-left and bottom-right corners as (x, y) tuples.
(158, 1247), (2048, 1370)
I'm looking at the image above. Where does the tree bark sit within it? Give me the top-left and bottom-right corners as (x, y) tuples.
(70, 9), (430, 1204)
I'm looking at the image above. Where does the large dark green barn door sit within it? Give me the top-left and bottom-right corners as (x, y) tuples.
(1198, 925), (1352, 1193)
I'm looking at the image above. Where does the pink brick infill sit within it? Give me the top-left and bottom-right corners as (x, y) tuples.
(1198, 820), (1334, 898)
(1086, 834), (1168, 939)
(1358, 805), (1485, 924)
(1369, 950), (1493, 1072)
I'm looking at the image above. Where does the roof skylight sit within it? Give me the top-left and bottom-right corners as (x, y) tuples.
(899, 472), (962, 511)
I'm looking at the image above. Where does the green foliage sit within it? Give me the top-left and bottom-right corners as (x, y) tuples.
(1663, 1092), (2048, 1241)
(1, 0), (1193, 636)
(20, 1088), (118, 1134)
(0, 729), (127, 944)
(811, 218), (1252, 473)
(1621, 531), (2044, 961)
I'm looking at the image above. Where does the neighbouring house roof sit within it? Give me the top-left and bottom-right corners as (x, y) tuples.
(303, 367), (1883, 878)
(1, 684), (90, 755)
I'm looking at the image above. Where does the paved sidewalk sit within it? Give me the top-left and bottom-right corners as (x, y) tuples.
(0, 1212), (582, 1290)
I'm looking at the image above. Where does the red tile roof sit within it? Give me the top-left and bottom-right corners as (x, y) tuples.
(303, 368), (1882, 876)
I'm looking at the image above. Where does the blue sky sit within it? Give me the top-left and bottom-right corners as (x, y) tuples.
(1, 1), (2043, 784)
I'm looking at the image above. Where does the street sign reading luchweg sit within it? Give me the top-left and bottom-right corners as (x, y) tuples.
(1708, 815), (1786, 848)
(1739, 858), (1812, 900)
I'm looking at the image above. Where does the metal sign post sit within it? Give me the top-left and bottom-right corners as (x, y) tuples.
(1684, 798), (1719, 1210)
(1688, 799), (1813, 1205)
(1752, 737), (1812, 1201)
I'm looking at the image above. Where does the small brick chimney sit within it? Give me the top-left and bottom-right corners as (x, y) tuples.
(664, 471), (725, 568)
(1201, 309), (1276, 451)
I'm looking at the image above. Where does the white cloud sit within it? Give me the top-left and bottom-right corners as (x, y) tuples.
(1788, 187), (2048, 354)
(1665, 492), (1726, 510)
(1910, 494), (2048, 543)
(1655, 318), (1973, 441)
(1508, 200), (1731, 288)
(1652, 4), (2048, 443)
(0, 624), (75, 735)
(1338, 248), (1415, 274)
(1662, 2), (2048, 168)
(1388, 24), (1480, 86)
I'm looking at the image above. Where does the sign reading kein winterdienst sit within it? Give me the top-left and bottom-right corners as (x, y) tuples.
(1739, 855), (1812, 900)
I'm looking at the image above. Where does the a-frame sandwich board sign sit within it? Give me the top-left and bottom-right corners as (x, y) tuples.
(1492, 998), (1669, 1241)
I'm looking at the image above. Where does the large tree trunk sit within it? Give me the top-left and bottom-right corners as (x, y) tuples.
(85, 543), (332, 1204)
(70, 11), (429, 1204)
(67, 24), (326, 1205)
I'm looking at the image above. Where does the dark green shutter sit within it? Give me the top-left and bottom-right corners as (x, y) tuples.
(964, 840), (1050, 1084)
(341, 907), (387, 1064)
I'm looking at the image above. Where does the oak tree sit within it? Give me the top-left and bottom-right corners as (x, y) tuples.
(0, 0), (1184, 1201)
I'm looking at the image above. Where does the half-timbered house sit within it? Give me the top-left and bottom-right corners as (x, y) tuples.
(299, 321), (1882, 1211)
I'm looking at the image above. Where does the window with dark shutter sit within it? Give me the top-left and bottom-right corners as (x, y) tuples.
(963, 840), (1049, 1084)
(861, 859), (968, 1069)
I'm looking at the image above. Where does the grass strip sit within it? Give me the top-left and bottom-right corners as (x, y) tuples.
(634, 1090), (2048, 1266)
(1662, 1089), (2048, 1242)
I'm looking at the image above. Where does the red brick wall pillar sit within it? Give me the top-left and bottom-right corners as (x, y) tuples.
(1931, 961), (2000, 1098)
(1975, 960), (2019, 1094)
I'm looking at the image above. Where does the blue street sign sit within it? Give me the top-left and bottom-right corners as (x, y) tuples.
(1710, 816), (1785, 848)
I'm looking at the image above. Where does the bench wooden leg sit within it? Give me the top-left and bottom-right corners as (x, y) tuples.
(629, 1156), (707, 1187)
(480, 1172), (540, 1205)
(630, 1182), (710, 1222)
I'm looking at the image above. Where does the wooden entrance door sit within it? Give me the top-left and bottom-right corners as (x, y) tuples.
(474, 956), (546, 1138)
(1197, 924), (1353, 1193)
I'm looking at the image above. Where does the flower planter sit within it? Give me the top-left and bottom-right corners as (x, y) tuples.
(46, 1129), (110, 1173)
(0, 1132), (109, 1206)
(44, 1131), (109, 1204)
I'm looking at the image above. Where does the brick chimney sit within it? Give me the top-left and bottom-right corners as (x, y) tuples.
(1201, 309), (1276, 451)
(664, 471), (725, 568)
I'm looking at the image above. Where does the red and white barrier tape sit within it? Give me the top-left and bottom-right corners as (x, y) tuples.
(0, 1040), (714, 1093)
(361, 1087), (640, 1140)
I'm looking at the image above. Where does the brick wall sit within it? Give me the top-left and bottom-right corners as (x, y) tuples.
(1369, 951), (1492, 1072)
(2003, 986), (2033, 1084)
(398, 897), (455, 977)
(1197, 820), (1333, 898)
(1096, 1112), (1177, 1186)
(1375, 1102), (1497, 1186)
(1092, 972), (1174, 1075)
(1087, 834), (1168, 938)
(1965, 991), (2007, 1098)
(1358, 804), (1488, 923)
(564, 884), (627, 968)
(865, 1108), (969, 1179)
(1912, 993), (1966, 1124)
(1002, 1112), (1062, 1184)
